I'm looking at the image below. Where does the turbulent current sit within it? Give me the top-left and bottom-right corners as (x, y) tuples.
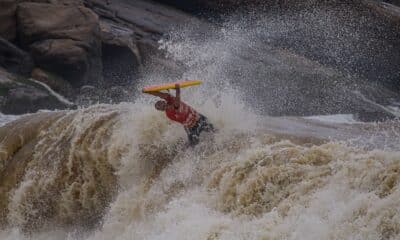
(1, 97), (399, 240)
(1, 5), (400, 240)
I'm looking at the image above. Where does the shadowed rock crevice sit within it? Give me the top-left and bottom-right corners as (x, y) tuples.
(0, 37), (33, 76)
(102, 43), (138, 86)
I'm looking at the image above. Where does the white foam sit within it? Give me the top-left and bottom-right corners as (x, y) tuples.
(0, 113), (21, 127)
(304, 114), (358, 124)
(2, 8), (400, 240)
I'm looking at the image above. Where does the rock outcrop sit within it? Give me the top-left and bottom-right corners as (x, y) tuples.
(0, 0), (199, 113)
(0, 0), (17, 41)
(0, 68), (72, 114)
(85, 0), (198, 41)
(31, 68), (74, 99)
(17, 2), (102, 86)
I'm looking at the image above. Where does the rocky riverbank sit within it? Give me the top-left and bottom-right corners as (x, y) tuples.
(0, 0), (199, 113)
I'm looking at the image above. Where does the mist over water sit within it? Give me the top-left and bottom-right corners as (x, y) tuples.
(152, 5), (399, 117)
(1, 4), (400, 240)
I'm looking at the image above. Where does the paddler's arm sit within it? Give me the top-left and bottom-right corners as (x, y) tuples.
(146, 91), (171, 100)
(174, 83), (181, 109)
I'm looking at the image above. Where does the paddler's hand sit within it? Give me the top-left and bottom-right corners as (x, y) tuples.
(175, 83), (181, 105)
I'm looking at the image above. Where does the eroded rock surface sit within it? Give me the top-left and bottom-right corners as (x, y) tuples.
(85, 0), (204, 73)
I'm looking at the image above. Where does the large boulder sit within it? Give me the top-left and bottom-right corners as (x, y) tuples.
(16, 2), (102, 87)
(0, 0), (17, 41)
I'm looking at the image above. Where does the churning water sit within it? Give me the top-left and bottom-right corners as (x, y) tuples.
(0, 5), (399, 240)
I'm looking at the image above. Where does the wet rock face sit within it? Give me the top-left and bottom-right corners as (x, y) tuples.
(85, 0), (202, 65)
(17, 2), (102, 87)
(102, 44), (138, 86)
(3, 86), (51, 114)
(0, 37), (34, 76)
(31, 68), (74, 98)
(0, 68), (70, 114)
(99, 20), (140, 86)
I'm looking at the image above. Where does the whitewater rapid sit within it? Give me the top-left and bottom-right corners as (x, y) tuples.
(1, 5), (400, 239)
(0, 95), (399, 240)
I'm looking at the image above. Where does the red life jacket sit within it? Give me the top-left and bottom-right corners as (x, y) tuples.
(165, 96), (199, 128)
